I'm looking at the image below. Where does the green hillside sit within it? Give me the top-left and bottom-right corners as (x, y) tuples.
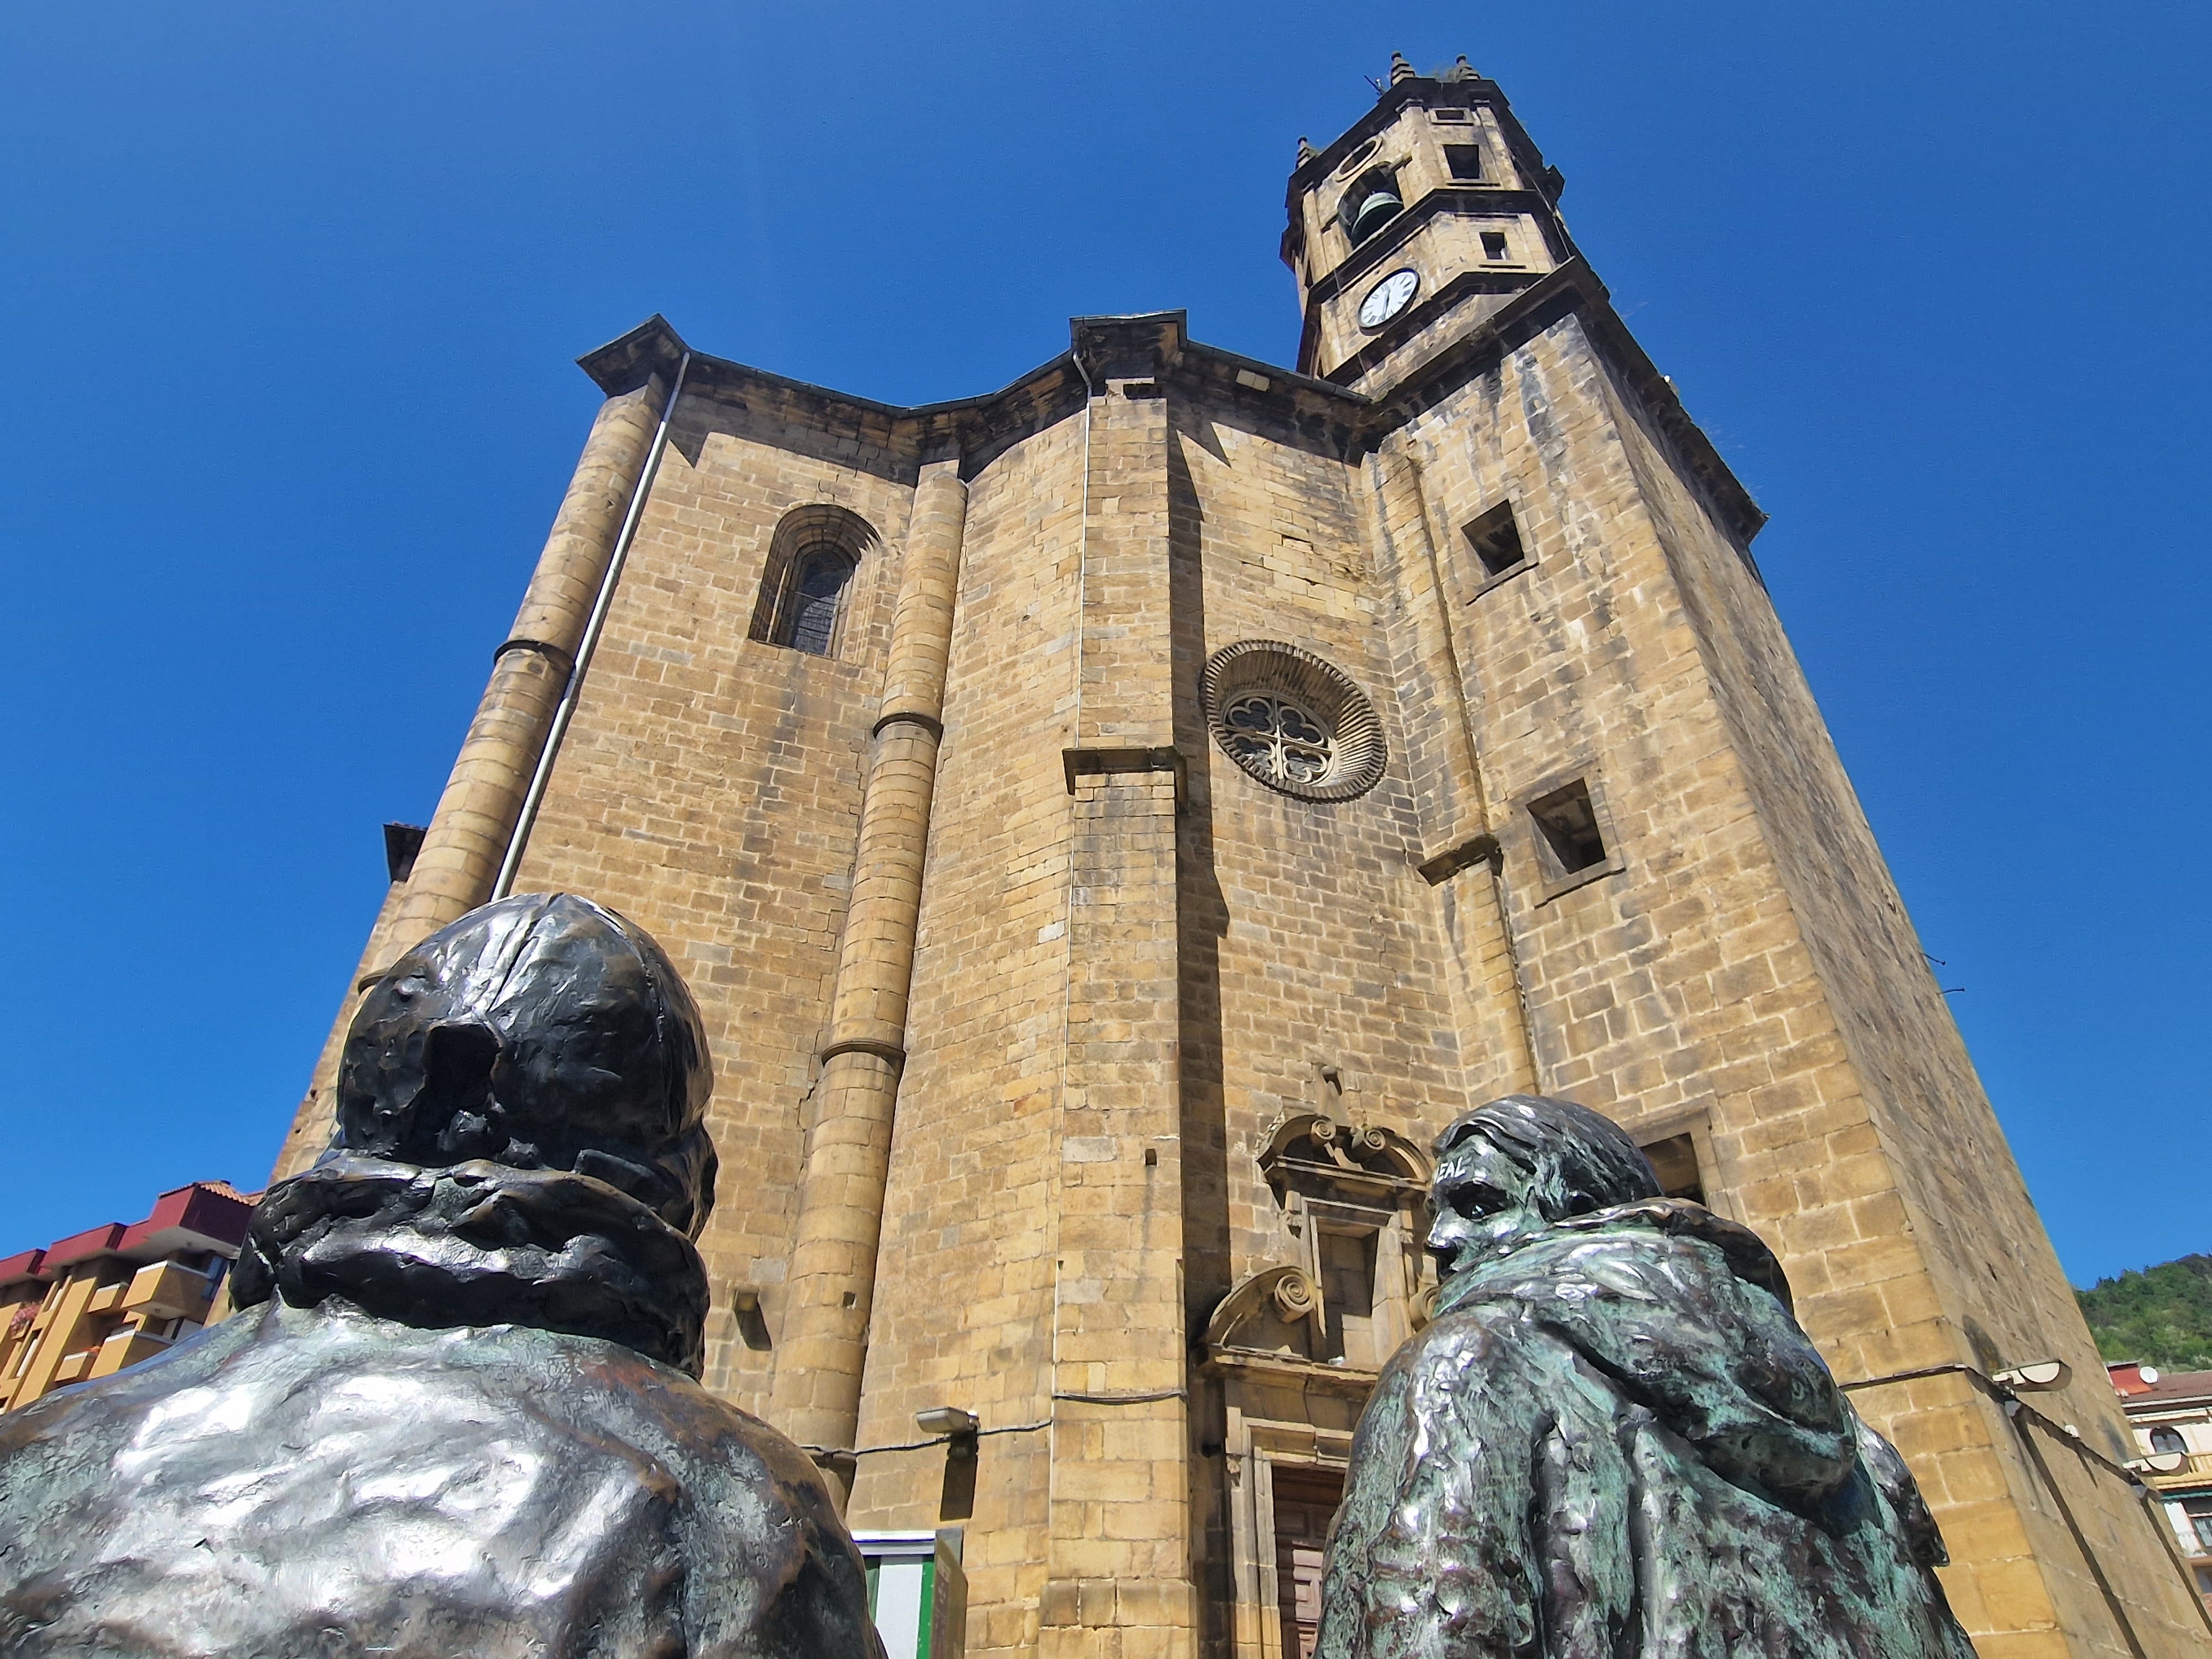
(2077, 1254), (2212, 1371)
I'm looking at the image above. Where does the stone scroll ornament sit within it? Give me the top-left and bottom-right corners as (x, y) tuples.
(1316, 1095), (1978, 1659)
(0, 894), (886, 1659)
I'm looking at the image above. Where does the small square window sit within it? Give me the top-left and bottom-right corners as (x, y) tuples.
(1432, 107), (1472, 123)
(1445, 145), (1484, 181)
(1530, 779), (1608, 876)
(1480, 230), (1510, 260)
(1640, 1134), (1705, 1204)
(1462, 502), (1526, 578)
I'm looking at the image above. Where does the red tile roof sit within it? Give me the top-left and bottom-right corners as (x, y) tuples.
(2110, 1363), (2212, 1407)
(4, 1182), (258, 1279)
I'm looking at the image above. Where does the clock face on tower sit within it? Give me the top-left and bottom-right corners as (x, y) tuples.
(1358, 268), (1420, 331)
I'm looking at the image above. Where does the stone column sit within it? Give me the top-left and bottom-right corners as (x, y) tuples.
(377, 371), (671, 967)
(1041, 362), (1198, 1659)
(771, 461), (969, 1465)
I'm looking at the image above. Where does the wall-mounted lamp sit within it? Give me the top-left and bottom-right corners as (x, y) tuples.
(916, 1406), (980, 1459)
(917, 1407), (980, 1523)
(1991, 1360), (2070, 1392)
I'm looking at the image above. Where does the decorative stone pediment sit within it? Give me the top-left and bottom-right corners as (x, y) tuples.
(1256, 1111), (1430, 1205)
(1204, 1264), (1323, 1358)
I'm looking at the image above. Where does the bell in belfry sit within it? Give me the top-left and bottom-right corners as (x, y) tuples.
(1349, 182), (1403, 242)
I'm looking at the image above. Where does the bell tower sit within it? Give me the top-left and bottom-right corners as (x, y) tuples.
(1284, 53), (1574, 389)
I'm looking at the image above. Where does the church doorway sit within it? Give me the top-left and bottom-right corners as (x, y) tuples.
(1271, 1464), (1345, 1659)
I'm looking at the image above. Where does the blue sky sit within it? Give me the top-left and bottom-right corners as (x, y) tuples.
(1, 3), (2204, 1286)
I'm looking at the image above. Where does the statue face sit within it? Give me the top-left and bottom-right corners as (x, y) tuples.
(1427, 1128), (1543, 1275)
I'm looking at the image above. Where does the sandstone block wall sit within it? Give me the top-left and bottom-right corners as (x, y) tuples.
(268, 169), (2206, 1650)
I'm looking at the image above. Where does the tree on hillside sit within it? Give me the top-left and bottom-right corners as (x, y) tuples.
(2077, 1254), (2212, 1371)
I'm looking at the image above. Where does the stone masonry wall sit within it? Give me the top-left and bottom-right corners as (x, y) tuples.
(1590, 342), (2210, 1657)
(263, 289), (2207, 1659)
(1371, 309), (2206, 1655)
(1165, 403), (1481, 1316)
(846, 408), (1088, 1659)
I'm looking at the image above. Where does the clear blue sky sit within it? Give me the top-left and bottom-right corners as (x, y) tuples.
(2, 3), (2204, 1286)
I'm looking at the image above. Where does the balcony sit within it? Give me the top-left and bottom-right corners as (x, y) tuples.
(88, 1326), (173, 1380)
(122, 1260), (213, 1323)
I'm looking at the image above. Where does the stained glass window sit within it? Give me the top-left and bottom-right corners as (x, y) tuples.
(1221, 693), (1337, 789)
(778, 547), (855, 656)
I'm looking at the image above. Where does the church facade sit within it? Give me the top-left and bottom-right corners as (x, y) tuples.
(272, 56), (2209, 1659)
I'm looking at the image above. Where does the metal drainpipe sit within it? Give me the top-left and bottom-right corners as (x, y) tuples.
(492, 349), (692, 900)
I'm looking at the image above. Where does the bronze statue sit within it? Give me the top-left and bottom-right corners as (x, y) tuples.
(1317, 1094), (1976, 1659)
(0, 894), (884, 1659)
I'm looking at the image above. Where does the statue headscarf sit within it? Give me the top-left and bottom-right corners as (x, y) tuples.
(232, 893), (720, 1375)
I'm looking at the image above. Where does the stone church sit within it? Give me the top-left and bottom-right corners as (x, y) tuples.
(272, 54), (2209, 1659)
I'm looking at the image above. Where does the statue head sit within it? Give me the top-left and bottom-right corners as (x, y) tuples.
(234, 895), (721, 1375)
(337, 892), (717, 1236)
(1426, 1094), (1660, 1276)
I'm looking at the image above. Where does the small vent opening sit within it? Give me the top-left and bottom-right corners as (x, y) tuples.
(1640, 1134), (1705, 1205)
(1530, 779), (1607, 875)
(1463, 502), (1526, 578)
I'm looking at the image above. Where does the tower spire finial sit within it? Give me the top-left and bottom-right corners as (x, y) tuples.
(1296, 135), (1317, 166)
(1389, 51), (1415, 86)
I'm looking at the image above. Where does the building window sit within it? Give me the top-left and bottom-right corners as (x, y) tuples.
(1481, 229), (1510, 260)
(1200, 1111), (1434, 1375)
(2151, 1426), (2188, 1455)
(1463, 501), (1526, 579)
(1444, 144), (1484, 181)
(1316, 1227), (1383, 1368)
(1333, 138), (1379, 179)
(774, 546), (856, 656)
(1641, 1133), (1705, 1205)
(1530, 778), (1608, 876)
(1203, 641), (1387, 803)
(2185, 1496), (2212, 1551)
(1431, 107), (1472, 124)
(748, 503), (879, 659)
(1222, 693), (1337, 790)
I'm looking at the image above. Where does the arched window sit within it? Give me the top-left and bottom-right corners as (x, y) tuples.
(2151, 1426), (2188, 1455)
(775, 545), (856, 656)
(748, 504), (878, 659)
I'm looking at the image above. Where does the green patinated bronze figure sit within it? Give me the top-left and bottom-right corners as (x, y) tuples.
(1317, 1094), (1978, 1659)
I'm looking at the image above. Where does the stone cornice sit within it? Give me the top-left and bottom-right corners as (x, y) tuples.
(572, 275), (1764, 547)
(1301, 186), (1567, 309)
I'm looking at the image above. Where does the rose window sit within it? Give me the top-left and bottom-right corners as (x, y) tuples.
(1223, 693), (1338, 788)
(1202, 641), (1387, 803)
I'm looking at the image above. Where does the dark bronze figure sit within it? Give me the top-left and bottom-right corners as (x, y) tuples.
(1317, 1094), (1976, 1659)
(0, 894), (884, 1659)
